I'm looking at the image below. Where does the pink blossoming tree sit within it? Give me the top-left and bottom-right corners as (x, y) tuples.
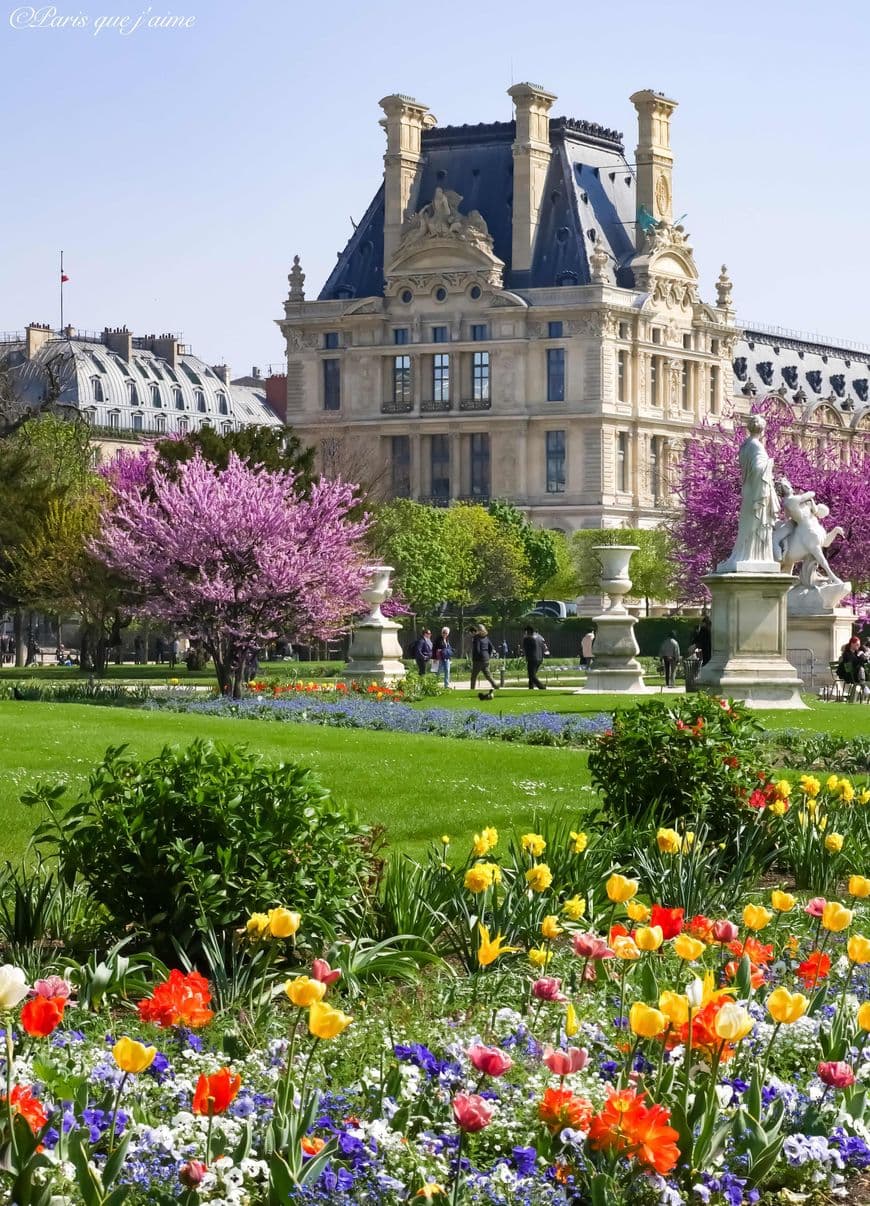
(93, 452), (370, 696)
(670, 396), (870, 602)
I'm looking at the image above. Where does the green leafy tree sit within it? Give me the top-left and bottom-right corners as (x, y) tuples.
(368, 500), (456, 617)
(442, 504), (530, 633)
(539, 530), (581, 599)
(154, 424), (315, 489)
(487, 500), (558, 596)
(569, 528), (676, 613)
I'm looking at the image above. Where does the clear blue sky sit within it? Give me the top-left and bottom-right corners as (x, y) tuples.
(2, 0), (869, 373)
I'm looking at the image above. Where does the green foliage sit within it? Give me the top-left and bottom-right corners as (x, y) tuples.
(569, 528), (677, 609)
(487, 500), (558, 596)
(442, 502), (530, 612)
(368, 499), (457, 612)
(30, 739), (375, 958)
(154, 424), (315, 490)
(539, 529), (581, 599)
(587, 695), (768, 838)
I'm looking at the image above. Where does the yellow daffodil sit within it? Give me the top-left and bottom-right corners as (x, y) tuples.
(766, 986), (808, 1025)
(769, 799), (787, 818)
(626, 900), (651, 923)
(569, 831), (588, 854)
(673, 934), (705, 961)
(521, 833), (546, 858)
(308, 1000), (352, 1039)
(713, 1002), (753, 1042)
(838, 780), (855, 803)
(245, 913), (270, 941)
(682, 832), (696, 852)
(821, 902), (853, 933)
(472, 827), (498, 857)
(848, 935), (870, 964)
(285, 976), (327, 1007)
(528, 947), (553, 967)
(825, 833), (845, 854)
(112, 1037), (156, 1075)
(464, 863), (500, 893)
(771, 890), (796, 913)
(635, 925), (664, 952)
(562, 895), (586, 920)
(826, 774), (840, 793)
(477, 923), (518, 968)
(656, 828), (681, 855)
(606, 873), (638, 903)
(629, 1002), (667, 1038)
(541, 915), (563, 941)
(800, 775), (821, 797)
(860, 789), (870, 807)
(742, 904), (772, 931)
(849, 875), (870, 899)
(773, 780), (792, 800)
(525, 864), (553, 893)
(440, 835), (451, 845)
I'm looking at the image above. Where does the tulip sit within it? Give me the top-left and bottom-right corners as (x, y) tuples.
(451, 1092), (494, 1132)
(20, 996), (64, 1038)
(542, 1045), (588, 1076)
(825, 833), (845, 854)
(742, 904), (772, 931)
(659, 990), (689, 1026)
(612, 936), (640, 961)
(415, 1184), (446, 1200)
(849, 876), (870, 899)
(626, 900), (651, 923)
(711, 919), (739, 944)
(565, 1002), (579, 1038)
(308, 1000), (352, 1039)
(477, 924), (518, 968)
(818, 1060), (856, 1089)
(673, 934), (705, 961)
(766, 987), (808, 1025)
(848, 935), (870, 965)
(635, 925), (664, 952)
(179, 1161), (208, 1189)
(268, 908), (301, 939)
(572, 933), (614, 960)
(713, 1002), (753, 1042)
(525, 864), (553, 893)
(467, 1044), (512, 1078)
(686, 978), (705, 1010)
(562, 895), (586, 920)
(541, 915), (563, 940)
(521, 833), (546, 857)
(857, 1001), (870, 1031)
(112, 1037), (157, 1074)
(821, 902), (853, 933)
(285, 976), (327, 1007)
(301, 1136), (326, 1155)
(311, 959), (341, 986)
(33, 976), (71, 1001)
(629, 1002), (667, 1038)
(0, 965), (29, 1011)
(192, 1068), (242, 1116)
(532, 977), (566, 1002)
(606, 874), (639, 903)
(528, 948), (553, 968)
(805, 897), (827, 918)
(770, 890), (796, 913)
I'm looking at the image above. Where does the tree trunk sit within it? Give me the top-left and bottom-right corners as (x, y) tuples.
(13, 607), (24, 668)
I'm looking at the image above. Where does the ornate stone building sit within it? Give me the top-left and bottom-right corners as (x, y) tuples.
(277, 85), (739, 530)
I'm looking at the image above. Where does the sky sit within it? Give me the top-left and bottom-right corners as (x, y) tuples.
(2, 0), (870, 374)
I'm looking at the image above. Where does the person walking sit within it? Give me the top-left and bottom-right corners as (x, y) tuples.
(412, 629), (433, 677)
(580, 629), (594, 671)
(169, 637), (180, 670)
(432, 626), (454, 687)
(692, 614), (712, 665)
(659, 630), (681, 688)
(470, 625), (497, 692)
(155, 635), (165, 665)
(133, 635), (144, 665)
(522, 625), (547, 690)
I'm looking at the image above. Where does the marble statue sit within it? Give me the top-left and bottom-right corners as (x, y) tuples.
(773, 477), (845, 589)
(717, 414), (780, 572)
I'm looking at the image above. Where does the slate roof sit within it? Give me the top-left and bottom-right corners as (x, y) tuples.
(319, 116), (636, 300)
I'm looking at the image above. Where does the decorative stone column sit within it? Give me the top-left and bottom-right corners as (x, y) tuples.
(581, 546), (648, 693)
(344, 566), (406, 682)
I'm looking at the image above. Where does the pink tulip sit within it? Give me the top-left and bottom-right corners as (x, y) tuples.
(711, 919), (739, 943)
(543, 1045), (588, 1076)
(32, 976), (72, 1001)
(818, 1061), (856, 1089)
(467, 1044), (513, 1078)
(452, 1092), (494, 1132)
(311, 959), (341, 986)
(805, 898), (827, 918)
(179, 1161), (208, 1189)
(532, 977), (566, 1002)
(572, 933), (614, 960)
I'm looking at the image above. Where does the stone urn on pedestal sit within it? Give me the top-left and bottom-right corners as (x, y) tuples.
(344, 566), (406, 683)
(580, 545), (648, 694)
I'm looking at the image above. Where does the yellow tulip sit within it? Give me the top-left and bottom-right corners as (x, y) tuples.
(525, 864), (553, 893)
(612, 936), (640, 961)
(415, 1185), (446, 1200)
(477, 923), (518, 968)
(541, 915), (563, 941)
(626, 900), (651, 923)
(673, 934), (705, 961)
(569, 831), (588, 854)
(629, 1002), (667, 1038)
(766, 986), (808, 1025)
(848, 935), (870, 965)
(857, 1001), (870, 1031)
(821, 902), (853, 933)
(562, 895), (586, 920)
(285, 976), (327, 1007)
(656, 828), (681, 855)
(308, 1000), (352, 1040)
(606, 874), (638, 903)
(742, 904), (772, 931)
(659, 990), (689, 1027)
(635, 925), (664, 952)
(800, 775), (821, 797)
(268, 908), (301, 939)
(246, 912), (270, 941)
(713, 1002), (753, 1042)
(771, 890), (796, 913)
(521, 833), (546, 858)
(565, 1002), (579, 1038)
(112, 1037), (156, 1075)
(849, 875), (870, 899)
(528, 947), (552, 967)
(825, 833), (844, 854)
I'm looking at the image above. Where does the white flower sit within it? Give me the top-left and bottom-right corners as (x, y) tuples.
(686, 977), (704, 1010)
(0, 964), (29, 1009)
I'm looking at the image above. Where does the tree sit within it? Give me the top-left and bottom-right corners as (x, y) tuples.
(442, 504), (530, 634)
(368, 499), (457, 617)
(92, 452), (369, 697)
(670, 397), (870, 600)
(539, 530), (581, 600)
(487, 501), (558, 596)
(154, 424), (315, 489)
(569, 528), (676, 612)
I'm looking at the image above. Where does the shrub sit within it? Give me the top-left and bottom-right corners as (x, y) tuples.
(587, 695), (767, 838)
(29, 740), (374, 959)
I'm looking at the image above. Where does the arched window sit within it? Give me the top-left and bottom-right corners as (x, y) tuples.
(150, 384), (162, 407)
(91, 376), (105, 403)
(128, 381), (140, 406)
(174, 387), (184, 410)
(195, 389), (206, 413)
(217, 394), (229, 416)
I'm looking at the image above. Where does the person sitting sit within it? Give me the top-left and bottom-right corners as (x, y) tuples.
(837, 636), (868, 702)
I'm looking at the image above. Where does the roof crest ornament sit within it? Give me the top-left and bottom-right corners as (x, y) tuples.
(287, 255), (306, 301)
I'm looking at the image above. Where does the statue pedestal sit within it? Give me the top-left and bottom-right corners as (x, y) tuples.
(696, 572), (806, 709)
(580, 545), (649, 695)
(787, 608), (854, 673)
(343, 566), (406, 684)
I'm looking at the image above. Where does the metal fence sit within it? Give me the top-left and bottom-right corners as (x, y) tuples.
(786, 647), (820, 690)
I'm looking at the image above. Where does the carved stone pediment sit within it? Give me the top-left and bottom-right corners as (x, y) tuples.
(385, 187), (505, 290)
(631, 220), (700, 304)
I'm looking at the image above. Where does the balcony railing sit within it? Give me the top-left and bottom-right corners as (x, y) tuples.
(381, 399), (413, 414)
(459, 397), (492, 411)
(421, 398), (452, 413)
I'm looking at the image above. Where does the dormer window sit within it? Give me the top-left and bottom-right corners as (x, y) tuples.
(174, 387), (184, 410)
(195, 389), (206, 413)
(128, 382), (140, 406)
(217, 394), (229, 416)
(91, 376), (105, 403)
(150, 384), (162, 407)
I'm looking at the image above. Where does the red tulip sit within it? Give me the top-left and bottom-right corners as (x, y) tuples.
(543, 1045), (588, 1076)
(532, 977), (566, 1002)
(451, 1092), (494, 1132)
(311, 959), (341, 986)
(179, 1160), (208, 1188)
(572, 933), (614, 960)
(650, 905), (684, 940)
(20, 996), (64, 1038)
(711, 919), (739, 943)
(192, 1068), (241, 1116)
(818, 1061), (856, 1089)
(467, 1044), (513, 1077)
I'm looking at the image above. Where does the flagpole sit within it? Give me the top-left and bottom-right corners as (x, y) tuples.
(60, 250), (64, 333)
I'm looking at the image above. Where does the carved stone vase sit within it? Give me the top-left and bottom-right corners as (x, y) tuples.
(344, 566), (406, 683)
(581, 546), (648, 694)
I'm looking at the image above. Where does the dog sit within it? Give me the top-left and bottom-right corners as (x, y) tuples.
(477, 689), (494, 701)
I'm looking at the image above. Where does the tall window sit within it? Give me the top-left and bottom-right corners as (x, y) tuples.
(91, 376), (104, 402)
(178, 418), (189, 434)
(472, 351), (490, 402)
(391, 435), (411, 498)
(392, 355), (411, 405)
(547, 348), (565, 402)
(128, 381), (140, 406)
(150, 384), (162, 407)
(650, 435), (660, 501)
(430, 435), (450, 500)
(617, 350), (627, 402)
(546, 430), (566, 494)
(681, 361), (690, 410)
(432, 326), (449, 344)
(709, 365), (720, 414)
(173, 387), (184, 410)
(469, 433), (490, 498)
(433, 353), (450, 403)
(323, 359), (341, 410)
(616, 432), (628, 493)
(108, 411), (120, 431)
(195, 389), (206, 413)
(132, 412), (144, 432)
(155, 415), (166, 433)
(650, 356), (660, 406)
(217, 393), (229, 415)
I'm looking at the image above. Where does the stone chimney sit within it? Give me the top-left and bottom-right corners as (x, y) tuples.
(211, 364), (230, 385)
(508, 82), (556, 274)
(103, 326), (133, 361)
(629, 89), (678, 243)
(379, 94), (432, 268)
(24, 322), (53, 359)
(151, 333), (179, 369)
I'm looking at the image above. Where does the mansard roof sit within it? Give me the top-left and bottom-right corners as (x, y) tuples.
(319, 116), (636, 300)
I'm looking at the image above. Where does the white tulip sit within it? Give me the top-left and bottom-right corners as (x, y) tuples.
(0, 964), (29, 1010)
(685, 977), (704, 1010)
